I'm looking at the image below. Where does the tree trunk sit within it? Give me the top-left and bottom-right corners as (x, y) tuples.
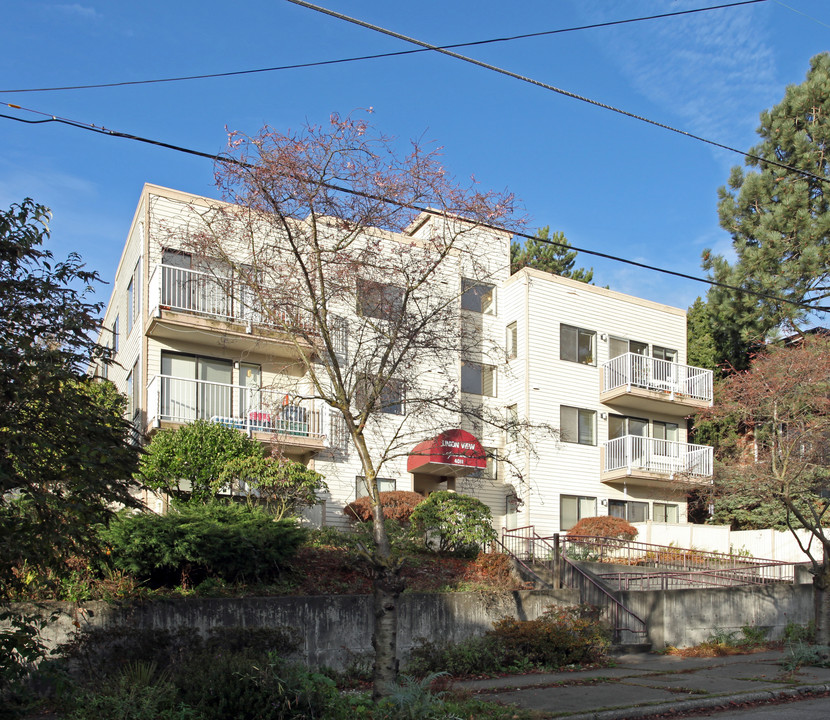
(814, 557), (830, 645)
(370, 555), (405, 701)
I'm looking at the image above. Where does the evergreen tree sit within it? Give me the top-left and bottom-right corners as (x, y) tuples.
(686, 297), (719, 372)
(703, 52), (830, 368)
(511, 226), (594, 282)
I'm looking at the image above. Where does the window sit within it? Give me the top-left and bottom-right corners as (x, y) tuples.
(608, 415), (648, 439)
(160, 352), (233, 421)
(561, 406), (596, 445)
(132, 259), (142, 328)
(505, 404), (519, 442)
(356, 375), (405, 415)
(461, 361), (496, 396)
(355, 476), (397, 498)
(130, 358), (140, 421)
(609, 500), (648, 523)
(125, 368), (133, 417)
(471, 447), (497, 481)
(654, 503), (679, 523)
(356, 279), (404, 321)
(560, 495), (597, 531)
(329, 411), (349, 453)
(652, 346), (677, 363)
(506, 321), (518, 360)
(653, 421), (679, 442)
(609, 337), (648, 358)
(461, 278), (495, 314)
(127, 278), (134, 334)
(560, 324), (596, 365)
(113, 315), (119, 353)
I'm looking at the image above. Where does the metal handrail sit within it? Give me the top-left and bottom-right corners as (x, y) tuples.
(601, 352), (713, 403)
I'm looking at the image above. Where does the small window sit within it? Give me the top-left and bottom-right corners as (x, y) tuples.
(505, 404), (519, 442)
(653, 503), (679, 523)
(113, 315), (120, 354)
(560, 324), (596, 365)
(560, 495), (597, 531)
(355, 476), (397, 498)
(329, 411), (349, 453)
(127, 278), (134, 334)
(133, 259), (142, 327)
(506, 321), (518, 360)
(609, 337), (648, 358)
(461, 278), (495, 314)
(608, 415), (648, 440)
(561, 406), (596, 445)
(653, 421), (679, 442)
(471, 447), (497, 481)
(609, 500), (648, 523)
(356, 375), (405, 415)
(356, 279), (404, 321)
(652, 346), (677, 362)
(130, 358), (140, 421)
(461, 361), (496, 396)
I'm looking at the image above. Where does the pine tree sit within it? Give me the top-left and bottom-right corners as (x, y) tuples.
(704, 52), (830, 368)
(511, 226), (594, 282)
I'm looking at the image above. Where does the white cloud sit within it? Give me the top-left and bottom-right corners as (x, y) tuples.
(49, 4), (100, 20)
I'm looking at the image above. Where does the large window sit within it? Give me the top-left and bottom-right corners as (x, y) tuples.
(461, 361), (496, 396)
(560, 324), (596, 365)
(609, 337), (648, 358)
(653, 421), (679, 442)
(356, 279), (404, 321)
(506, 321), (517, 360)
(461, 278), (495, 314)
(560, 495), (597, 531)
(561, 406), (596, 445)
(653, 503), (679, 523)
(608, 415), (648, 440)
(609, 500), (648, 523)
(355, 476), (397, 498)
(160, 352), (233, 421)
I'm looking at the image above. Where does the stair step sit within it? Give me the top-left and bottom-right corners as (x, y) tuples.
(610, 642), (653, 655)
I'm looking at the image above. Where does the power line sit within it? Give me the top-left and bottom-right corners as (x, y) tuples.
(2, 102), (827, 314)
(0, 0), (768, 94)
(286, 0), (830, 190)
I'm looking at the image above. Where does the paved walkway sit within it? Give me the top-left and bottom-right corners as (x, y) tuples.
(456, 649), (830, 719)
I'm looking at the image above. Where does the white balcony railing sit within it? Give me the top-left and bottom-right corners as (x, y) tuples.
(146, 374), (327, 441)
(148, 263), (315, 332)
(601, 352), (713, 404)
(603, 435), (713, 480)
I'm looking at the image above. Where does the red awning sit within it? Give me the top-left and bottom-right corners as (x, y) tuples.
(407, 429), (487, 477)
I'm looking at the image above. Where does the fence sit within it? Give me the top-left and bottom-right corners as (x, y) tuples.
(602, 435), (713, 479)
(601, 352), (713, 402)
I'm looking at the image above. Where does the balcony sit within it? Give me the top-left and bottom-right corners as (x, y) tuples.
(600, 353), (713, 415)
(601, 435), (713, 486)
(147, 264), (317, 358)
(146, 374), (328, 454)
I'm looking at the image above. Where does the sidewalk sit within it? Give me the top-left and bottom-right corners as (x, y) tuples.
(456, 649), (830, 719)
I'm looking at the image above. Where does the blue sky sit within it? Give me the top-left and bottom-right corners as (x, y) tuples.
(1, 0), (828, 311)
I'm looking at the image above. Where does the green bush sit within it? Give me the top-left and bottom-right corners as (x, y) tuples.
(101, 502), (307, 588)
(409, 491), (497, 556)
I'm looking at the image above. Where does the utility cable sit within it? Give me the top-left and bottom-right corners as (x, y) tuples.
(286, 0), (828, 189)
(0, 1), (767, 94)
(2, 101), (828, 314)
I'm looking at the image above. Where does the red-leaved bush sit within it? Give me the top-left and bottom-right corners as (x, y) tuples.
(344, 491), (425, 523)
(567, 516), (638, 541)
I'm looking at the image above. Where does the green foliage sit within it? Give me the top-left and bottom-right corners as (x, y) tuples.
(407, 604), (609, 677)
(782, 641), (830, 671)
(139, 421), (262, 502)
(0, 199), (140, 601)
(511, 226), (594, 282)
(376, 673), (454, 720)
(705, 53), (830, 368)
(409, 491), (497, 556)
(101, 502), (306, 588)
(686, 297), (719, 372)
(784, 620), (815, 644)
(217, 454), (327, 519)
(0, 611), (54, 719)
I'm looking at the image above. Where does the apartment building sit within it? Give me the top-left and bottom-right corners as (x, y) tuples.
(100, 184), (714, 532)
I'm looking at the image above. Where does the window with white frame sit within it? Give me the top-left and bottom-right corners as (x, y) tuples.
(355, 476), (397, 498)
(560, 495), (597, 531)
(608, 414), (648, 440)
(113, 315), (119, 354)
(470, 446), (497, 481)
(653, 421), (679, 442)
(329, 411), (349, 453)
(560, 324), (596, 365)
(653, 503), (679, 523)
(609, 336), (648, 359)
(356, 374), (405, 415)
(506, 321), (518, 360)
(461, 278), (495, 314)
(356, 278), (404, 321)
(130, 358), (140, 421)
(127, 278), (134, 334)
(505, 403), (519, 442)
(609, 499), (648, 523)
(461, 361), (496, 396)
(560, 406), (596, 445)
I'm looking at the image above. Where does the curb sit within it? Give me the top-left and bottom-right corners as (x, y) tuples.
(543, 683), (830, 720)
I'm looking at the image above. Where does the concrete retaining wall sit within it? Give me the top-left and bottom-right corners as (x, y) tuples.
(6, 590), (577, 669)
(619, 584), (814, 648)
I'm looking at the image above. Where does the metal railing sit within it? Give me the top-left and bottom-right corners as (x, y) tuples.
(603, 435), (713, 479)
(146, 375), (326, 440)
(601, 352), (713, 403)
(500, 527), (648, 644)
(148, 263), (315, 333)
(596, 565), (795, 591)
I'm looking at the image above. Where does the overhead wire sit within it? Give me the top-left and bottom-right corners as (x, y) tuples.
(0, 0), (769, 94)
(2, 101), (828, 314)
(286, 0), (829, 189)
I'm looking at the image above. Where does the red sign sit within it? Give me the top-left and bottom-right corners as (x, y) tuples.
(407, 429), (487, 476)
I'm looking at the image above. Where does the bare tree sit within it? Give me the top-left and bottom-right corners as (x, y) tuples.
(701, 336), (830, 641)
(168, 113), (523, 697)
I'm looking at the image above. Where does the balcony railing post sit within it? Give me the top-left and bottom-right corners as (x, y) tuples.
(554, 533), (561, 588)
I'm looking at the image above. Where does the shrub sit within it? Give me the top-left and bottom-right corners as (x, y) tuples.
(409, 491), (497, 556)
(101, 502), (306, 588)
(344, 491), (425, 523)
(567, 516), (638, 541)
